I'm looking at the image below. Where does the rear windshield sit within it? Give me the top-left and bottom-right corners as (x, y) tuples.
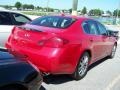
(30, 16), (76, 28)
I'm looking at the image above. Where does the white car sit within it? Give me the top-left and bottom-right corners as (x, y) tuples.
(0, 10), (32, 47)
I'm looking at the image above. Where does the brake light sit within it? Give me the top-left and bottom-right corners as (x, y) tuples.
(38, 37), (69, 48)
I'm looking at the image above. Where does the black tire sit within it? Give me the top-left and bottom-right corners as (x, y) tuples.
(72, 52), (90, 80)
(109, 44), (117, 59)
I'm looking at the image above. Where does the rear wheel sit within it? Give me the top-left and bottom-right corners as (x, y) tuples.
(72, 52), (90, 80)
(109, 44), (117, 59)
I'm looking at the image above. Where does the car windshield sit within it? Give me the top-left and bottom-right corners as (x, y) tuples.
(30, 16), (76, 29)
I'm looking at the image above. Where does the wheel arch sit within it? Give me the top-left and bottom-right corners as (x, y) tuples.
(73, 49), (92, 72)
(114, 42), (117, 46)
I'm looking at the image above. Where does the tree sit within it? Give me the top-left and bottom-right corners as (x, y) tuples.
(23, 4), (28, 9)
(29, 4), (34, 10)
(88, 9), (94, 16)
(89, 9), (103, 16)
(106, 10), (112, 16)
(22, 4), (34, 10)
(69, 8), (72, 14)
(15, 2), (22, 10)
(81, 7), (87, 15)
(113, 9), (120, 17)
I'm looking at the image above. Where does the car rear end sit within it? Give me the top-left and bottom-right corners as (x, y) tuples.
(6, 16), (79, 74)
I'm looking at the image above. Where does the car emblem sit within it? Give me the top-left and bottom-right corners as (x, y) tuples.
(25, 33), (30, 37)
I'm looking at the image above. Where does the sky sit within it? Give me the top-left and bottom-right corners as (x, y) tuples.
(0, 0), (120, 11)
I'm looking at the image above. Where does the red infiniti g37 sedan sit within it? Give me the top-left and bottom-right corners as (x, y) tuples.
(6, 15), (117, 80)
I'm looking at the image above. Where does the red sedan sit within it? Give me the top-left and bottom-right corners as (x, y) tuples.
(6, 15), (117, 80)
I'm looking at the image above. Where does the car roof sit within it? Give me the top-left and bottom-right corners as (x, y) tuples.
(0, 10), (25, 15)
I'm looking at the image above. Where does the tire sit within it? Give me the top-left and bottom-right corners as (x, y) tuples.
(72, 52), (90, 80)
(109, 44), (117, 59)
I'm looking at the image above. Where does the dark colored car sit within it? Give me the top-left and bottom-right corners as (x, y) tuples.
(108, 30), (119, 40)
(6, 15), (117, 80)
(0, 48), (42, 90)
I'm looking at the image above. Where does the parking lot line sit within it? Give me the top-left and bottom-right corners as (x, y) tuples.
(105, 74), (120, 90)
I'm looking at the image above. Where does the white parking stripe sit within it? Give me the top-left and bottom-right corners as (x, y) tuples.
(105, 75), (120, 90)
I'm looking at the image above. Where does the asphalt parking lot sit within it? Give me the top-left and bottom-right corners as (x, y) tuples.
(40, 45), (120, 90)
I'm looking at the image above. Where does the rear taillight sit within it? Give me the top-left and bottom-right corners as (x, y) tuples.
(38, 37), (69, 48)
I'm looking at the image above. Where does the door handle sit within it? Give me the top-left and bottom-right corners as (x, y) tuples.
(90, 38), (93, 42)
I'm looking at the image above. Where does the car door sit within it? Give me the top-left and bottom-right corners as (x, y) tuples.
(82, 20), (105, 62)
(96, 22), (113, 56)
(88, 20), (106, 61)
(0, 12), (14, 47)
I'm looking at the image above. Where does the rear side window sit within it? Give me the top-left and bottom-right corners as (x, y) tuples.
(97, 22), (107, 35)
(82, 20), (99, 35)
(30, 16), (76, 28)
(82, 22), (90, 34)
(0, 12), (12, 25)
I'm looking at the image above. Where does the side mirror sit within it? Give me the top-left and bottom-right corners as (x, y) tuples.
(102, 33), (109, 36)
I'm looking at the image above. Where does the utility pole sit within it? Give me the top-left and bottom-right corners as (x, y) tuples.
(72, 0), (78, 15)
(116, 0), (120, 24)
(47, 0), (49, 15)
(117, 2), (120, 18)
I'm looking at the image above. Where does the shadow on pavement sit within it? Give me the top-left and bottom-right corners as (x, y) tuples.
(43, 57), (109, 85)
(39, 85), (46, 90)
(88, 57), (108, 71)
(43, 74), (74, 84)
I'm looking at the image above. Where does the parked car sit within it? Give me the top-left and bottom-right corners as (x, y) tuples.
(0, 48), (42, 90)
(107, 30), (119, 40)
(0, 10), (32, 47)
(6, 15), (117, 80)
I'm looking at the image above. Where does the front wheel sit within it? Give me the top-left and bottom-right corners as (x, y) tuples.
(109, 44), (117, 59)
(72, 52), (90, 80)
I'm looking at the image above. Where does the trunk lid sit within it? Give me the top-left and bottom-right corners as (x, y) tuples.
(12, 24), (64, 49)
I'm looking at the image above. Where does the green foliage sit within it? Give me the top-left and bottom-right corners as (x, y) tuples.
(44, 7), (54, 12)
(89, 9), (103, 16)
(4, 5), (12, 9)
(113, 9), (120, 17)
(81, 7), (87, 14)
(106, 10), (112, 16)
(21, 11), (48, 16)
(15, 2), (22, 10)
(36, 6), (43, 10)
(23, 4), (34, 10)
(69, 8), (72, 14)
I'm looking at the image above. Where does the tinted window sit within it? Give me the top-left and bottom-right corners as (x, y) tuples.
(30, 16), (76, 28)
(12, 13), (31, 25)
(82, 21), (90, 34)
(88, 21), (99, 35)
(83, 21), (99, 35)
(97, 22), (107, 35)
(0, 12), (12, 25)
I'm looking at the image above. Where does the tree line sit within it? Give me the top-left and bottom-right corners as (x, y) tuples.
(2, 2), (120, 17)
(80, 6), (120, 17)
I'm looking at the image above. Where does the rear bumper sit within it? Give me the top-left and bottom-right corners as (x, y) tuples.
(6, 42), (76, 74)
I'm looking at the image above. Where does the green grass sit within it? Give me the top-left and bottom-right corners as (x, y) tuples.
(21, 11), (53, 16)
